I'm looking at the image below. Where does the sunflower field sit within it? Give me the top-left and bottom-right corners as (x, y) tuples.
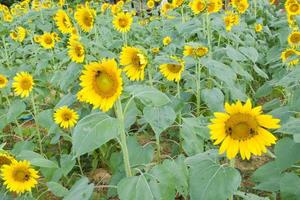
(0, 0), (300, 199)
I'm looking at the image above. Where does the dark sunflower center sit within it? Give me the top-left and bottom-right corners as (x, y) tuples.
(0, 156), (12, 166)
(94, 71), (116, 98)
(118, 17), (128, 28)
(83, 13), (92, 26)
(62, 17), (71, 28)
(0, 78), (5, 84)
(291, 33), (300, 43)
(20, 79), (31, 90)
(225, 113), (258, 140)
(290, 3), (299, 12)
(62, 113), (72, 121)
(196, 2), (205, 11)
(13, 169), (30, 182)
(75, 45), (83, 57)
(167, 64), (182, 73)
(44, 36), (53, 45)
(131, 54), (143, 68)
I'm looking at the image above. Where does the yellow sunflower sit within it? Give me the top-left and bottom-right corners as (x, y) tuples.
(79, 59), (123, 112)
(172, 0), (184, 8)
(269, 0), (276, 5)
(163, 36), (172, 46)
(54, 106), (79, 129)
(1, 160), (39, 194)
(0, 153), (15, 167)
(281, 48), (300, 66)
(189, 0), (206, 15)
(0, 74), (8, 89)
(10, 26), (26, 42)
(223, 11), (239, 32)
(286, 1), (300, 15)
(255, 23), (263, 32)
(12, 72), (34, 98)
(159, 56), (185, 82)
(161, 2), (174, 16)
(147, 0), (155, 9)
(151, 47), (160, 54)
(208, 99), (280, 160)
(54, 9), (73, 34)
(113, 12), (133, 33)
(67, 39), (85, 63)
(288, 31), (300, 47)
(120, 46), (148, 81)
(101, 3), (111, 13)
(39, 32), (55, 49)
(74, 4), (96, 32)
(183, 45), (208, 57)
(207, 0), (223, 14)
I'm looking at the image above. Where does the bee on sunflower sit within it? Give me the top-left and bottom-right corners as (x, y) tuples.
(208, 100), (280, 160)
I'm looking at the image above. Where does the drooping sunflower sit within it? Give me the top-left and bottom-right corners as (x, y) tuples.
(0, 153), (15, 167)
(120, 46), (148, 81)
(288, 31), (300, 47)
(54, 106), (79, 129)
(113, 12), (133, 33)
(159, 56), (185, 82)
(207, 0), (223, 14)
(79, 59), (123, 112)
(12, 72), (34, 98)
(74, 4), (96, 32)
(67, 39), (85, 63)
(1, 160), (39, 194)
(189, 0), (206, 15)
(0, 74), (8, 89)
(53, 9), (73, 34)
(10, 26), (26, 42)
(208, 100), (280, 160)
(255, 23), (263, 32)
(39, 32), (55, 49)
(281, 48), (300, 66)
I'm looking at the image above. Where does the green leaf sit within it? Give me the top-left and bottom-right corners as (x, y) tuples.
(280, 173), (300, 200)
(253, 64), (268, 79)
(55, 93), (76, 109)
(60, 154), (75, 176)
(126, 85), (170, 107)
(7, 100), (26, 122)
(72, 112), (121, 157)
(186, 151), (241, 200)
(234, 191), (269, 200)
(143, 105), (176, 137)
(201, 88), (224, 112)
(277, 118), (300, 135)
(36, 109), (54, 129)
(117, 174), (156, 200)
(63, 177), (94, 200)
(226, 46), (247, 61)
(239, 47), (259, 63)
(47, 182), (69, 197)
(17, 150), (58, 168)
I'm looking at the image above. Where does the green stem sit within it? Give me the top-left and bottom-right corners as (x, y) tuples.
(196, 62), (201, 116)
(229, 158), (235, 200)
(115, 98), (132, 177)
(177, 80), (182, 124)
(206, 12), (212, 58)
(31, 94), (43, 154)
(77, 157), (84, 175)
(181, 6), (184, 23)
(254, 0), (257, 18)
(155, 135), (161, 163)
(148, 66), (153, 87)
(123, 32), (128, 46)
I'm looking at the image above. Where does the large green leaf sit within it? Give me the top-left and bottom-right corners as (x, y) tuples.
(47, 182), (69, 197)
(63, 177), (94, 200)
(201, 88), (224, 112)
(186, 151), (241, 200)
(7, 99), (26, 122)
(143, 105), (176, 137)
(17, 150), (58, 168)
(280, 173), (300, 200)
(72, 112), (121, 157)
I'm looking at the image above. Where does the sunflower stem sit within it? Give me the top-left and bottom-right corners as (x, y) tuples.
(181, 6), (184, 23)
(123, 32), (128, 46)
(177, 80), (182, 124)
(254, 0), (257, 18)
(196, 61), (202, 116)
(31, 94), (43, 154)
(115, 98), (132, 177)
(229, 158), (235, 200)
(206, 12), (212, 58)
(155, 135), (161, 163)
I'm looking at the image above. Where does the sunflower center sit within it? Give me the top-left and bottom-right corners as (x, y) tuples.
(63, 17), (71, 28)
(0, 156), (12, 166)
(290, 33), (300, 43)
(13, 168), (30, 182)
(118, 17), (128, 28)
(75, 45), (83, 57)
(196, 2), (205, 11)
(94, 71), (116, 97)
(62, 112), (72, 121)
(44, 36), (53, 45)
(225, 113), (258, 140)
(0, 78), (4, 84)
(20, 79), (32, 90)
(289, 3), (299, 13)
(83, 13), (92, 26)
(167, 64), (182, 73)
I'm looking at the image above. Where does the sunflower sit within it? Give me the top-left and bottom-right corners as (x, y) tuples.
(0, 74), (8, 89)
(68, 39), (85, 63)
(113, 12), (133, 33)
(1, 160), (39, 194)
(288, 31), (300, 47)
(163, 36), (172, 46)
(160, 56), (185, 82)
(151, 47), (160, 54)
(147, 0), (155, 9)
(101, 3), (110, 13)
(281, 48), (300, 66)
(12, 72), (34, 98)
(286, 1), (300, 15)
(79, 59), (123, 112)
(54, 9), (73, 34)
(74, 4), (96, 32)
(255, 23), (263, 32)
(54, 106), (79, 129)
(269, 0), (276, 5)
(10, 26), (26, 42)
(208, 100), (280, 160)
(161, 2), (174, 16)
(207, 0), (223, 14)
(189, 0), (206, 15)
(183, 45), (208, 57)
(39, 32), (55, 49)
(0, 153), (15, 167)
(223, 11), (239, 32)
(172, 0), (184, 8)
(231, 0), (249, 14)
(120, 46), (148, 81)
